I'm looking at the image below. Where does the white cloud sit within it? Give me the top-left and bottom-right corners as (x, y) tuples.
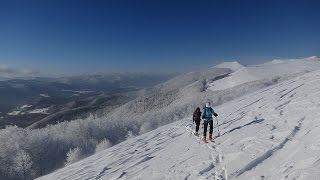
(21, 69), (40, 75)
(0, 65), (15, 74)
(0, 64), (40, 78)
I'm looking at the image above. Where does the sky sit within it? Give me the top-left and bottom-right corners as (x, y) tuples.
(0, 0), (320, 76)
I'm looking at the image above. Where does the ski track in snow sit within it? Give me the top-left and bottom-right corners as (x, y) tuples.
(38, 70), (320, 180)
(185, 123), (227, 179)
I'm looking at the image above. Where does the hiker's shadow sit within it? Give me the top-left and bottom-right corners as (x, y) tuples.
(216, 117), (265, 138)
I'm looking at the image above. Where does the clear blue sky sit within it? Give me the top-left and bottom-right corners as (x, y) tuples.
(0, 0), (320, 75)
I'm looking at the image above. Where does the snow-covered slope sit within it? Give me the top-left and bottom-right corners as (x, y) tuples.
(102, 57), (320, 136)
(38, 69), (320, 180)
(209, 56), (320, 91)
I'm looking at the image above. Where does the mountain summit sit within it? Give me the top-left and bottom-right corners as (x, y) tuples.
(214, 61), (245, 71)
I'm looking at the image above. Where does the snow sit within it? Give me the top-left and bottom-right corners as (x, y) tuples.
(40, 94), (50, 98)
(214, 61), (245, 71)
(7, 105), (47, 115)
(21, 104), (32, 109)
(209, 56), (320, 91)
(62, 90), (93, 94)
(7, 110), (21, 116)
(269, 59), (286, 64)
(305, 55), (319, 60)
(37, 69), (320, 180)
(7, 105), (32, 115)
(28, 108), (49, 114)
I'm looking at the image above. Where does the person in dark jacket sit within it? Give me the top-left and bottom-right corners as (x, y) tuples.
(202, 102), (218, 142)
(193, 107), (201, 136)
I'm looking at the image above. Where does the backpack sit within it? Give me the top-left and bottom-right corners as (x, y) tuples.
(202, 107), (213, 119)
(193, 110), (201, 121)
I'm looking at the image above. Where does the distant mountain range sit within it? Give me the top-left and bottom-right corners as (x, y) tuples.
(0, 73), (176, 128)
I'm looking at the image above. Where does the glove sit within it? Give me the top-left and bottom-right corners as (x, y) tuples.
(214, 113), (218, 117)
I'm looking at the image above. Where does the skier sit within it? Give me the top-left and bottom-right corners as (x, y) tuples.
(202, 102), (218, 142)
(192, 107), (202, 136)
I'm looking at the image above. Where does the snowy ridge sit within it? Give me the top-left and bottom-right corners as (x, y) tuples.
(38, 69), (320, 180)
(209, 56), (320, 91)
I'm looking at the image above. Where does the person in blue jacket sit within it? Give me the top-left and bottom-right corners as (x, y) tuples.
(202, 102), (218, 142)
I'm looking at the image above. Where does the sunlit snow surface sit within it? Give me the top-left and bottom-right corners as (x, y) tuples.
(38, 69), (320, 180)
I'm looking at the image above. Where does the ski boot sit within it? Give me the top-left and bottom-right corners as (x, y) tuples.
(209, 133), (214, 142)
(202, 136), (208, 143)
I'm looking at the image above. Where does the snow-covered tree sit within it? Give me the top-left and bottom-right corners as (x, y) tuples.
(95, 139), (112, 153)
(65, 147), (84, 166)
(14, 150), (33, 180)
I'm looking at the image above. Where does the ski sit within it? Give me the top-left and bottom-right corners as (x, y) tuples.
(200, 137), (215, 144)
(206, 140), (215, 143)
(190, 130), (200, 136)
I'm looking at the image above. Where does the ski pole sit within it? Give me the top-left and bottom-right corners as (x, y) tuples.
(216, 116), (220, 137)
(193, 120), (195, 132)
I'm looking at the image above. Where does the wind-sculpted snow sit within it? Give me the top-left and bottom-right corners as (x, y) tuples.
(234, 121), (302, 178)
(37, 70), (320, 180)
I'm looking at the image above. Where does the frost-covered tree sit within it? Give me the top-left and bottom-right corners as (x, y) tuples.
(95, 139), (112, 153)
(65, 147), (84, 166)
(0, 126), (22, 178)
(14, 150), (33, 180)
